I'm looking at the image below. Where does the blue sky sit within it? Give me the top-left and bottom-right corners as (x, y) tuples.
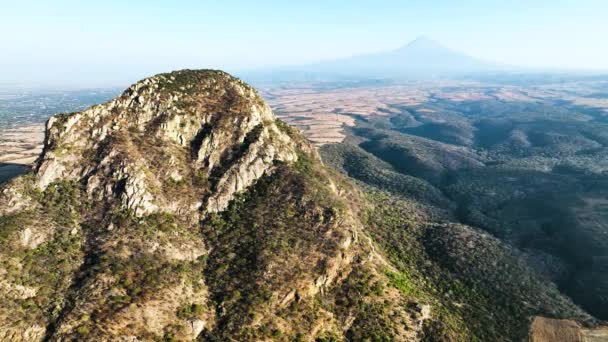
(2, 0), (608, 86)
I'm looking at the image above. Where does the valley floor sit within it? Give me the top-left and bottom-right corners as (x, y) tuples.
(0, 124), (44, 183)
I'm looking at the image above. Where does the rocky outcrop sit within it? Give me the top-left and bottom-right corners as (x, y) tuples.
(28, 70), (300, 217)
(0, 325), (45, 342)
(0, 70), (429, 341)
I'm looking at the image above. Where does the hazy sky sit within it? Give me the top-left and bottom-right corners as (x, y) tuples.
(2, 0), (608, 87)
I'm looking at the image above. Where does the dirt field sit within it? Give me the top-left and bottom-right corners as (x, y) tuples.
(260, 82), (561, 146)
(262, 85), (432, 145)
(0, 124), (45, 165)
(529, 317), (608, 342)
(1, 81), (607, 167)
(0, 124), (44, 182)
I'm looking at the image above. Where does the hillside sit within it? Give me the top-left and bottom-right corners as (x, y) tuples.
(0, 70), (597, 341)
(319, 88), (608, 335)
(0, 70), (432, 341)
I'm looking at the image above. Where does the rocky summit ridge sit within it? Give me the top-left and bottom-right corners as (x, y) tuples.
(0, 70), (433, 341)
(29, 69), (307, 216)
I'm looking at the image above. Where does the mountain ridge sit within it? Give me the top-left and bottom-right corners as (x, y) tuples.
(0, 69), (434, 341)
(0, 69), (599, 341)
(240, 37), (506, 84)
(313, 36), (501, 74)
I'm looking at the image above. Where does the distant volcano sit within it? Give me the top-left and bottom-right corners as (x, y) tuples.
(239, 36), (504, 84)
(311, 36), (499, 76)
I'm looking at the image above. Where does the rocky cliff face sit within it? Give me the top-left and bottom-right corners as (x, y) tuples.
(31, 70), (308, 216)
(0, 70), (431, 341)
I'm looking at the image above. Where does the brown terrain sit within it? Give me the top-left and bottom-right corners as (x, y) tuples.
(261, 81), (606, 146)
(0, 124), (44, 183)
(2, 74), (608, 340)
(262, 85), (429, 145)
(2, 81), (608, 170)
(529, 317), (608, 342)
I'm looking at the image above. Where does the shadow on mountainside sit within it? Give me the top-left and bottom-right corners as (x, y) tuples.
(0, 163), (31, 184)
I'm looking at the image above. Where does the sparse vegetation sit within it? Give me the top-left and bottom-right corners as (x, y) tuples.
(3, 68), (608, 340)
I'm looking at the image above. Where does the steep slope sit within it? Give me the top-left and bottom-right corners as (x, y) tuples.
(319, 96), (608, 339)
(0, 70), (597, 342)
(320, 142), (598, 339)
(0, 70), (432, 341)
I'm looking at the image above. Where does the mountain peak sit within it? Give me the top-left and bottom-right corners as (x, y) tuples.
(303, 36), (495, 76)
(405, 35), (441, 47)
(397, 36), (457, 54)
(29, 69), (307, 215)
(0, 69), (431, 340)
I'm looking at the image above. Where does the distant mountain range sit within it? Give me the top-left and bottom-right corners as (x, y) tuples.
(309, 36), (501, 75)
(241, 36), (505, 83)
